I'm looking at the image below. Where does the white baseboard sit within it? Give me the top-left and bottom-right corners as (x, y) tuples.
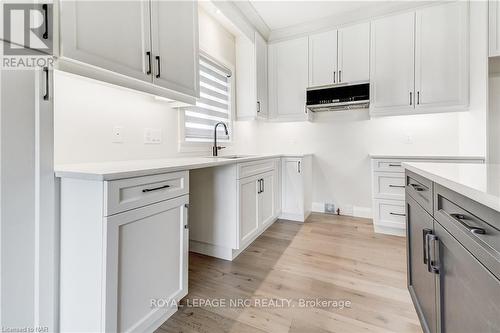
(312, 202), (372, 219)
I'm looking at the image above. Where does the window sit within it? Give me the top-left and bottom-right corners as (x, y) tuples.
(182, 53), (232, 143)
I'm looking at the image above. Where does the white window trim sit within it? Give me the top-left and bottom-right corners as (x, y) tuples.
(178, 50), (235, 153)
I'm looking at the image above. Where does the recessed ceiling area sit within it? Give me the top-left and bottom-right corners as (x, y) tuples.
(248, 1), (382, 31)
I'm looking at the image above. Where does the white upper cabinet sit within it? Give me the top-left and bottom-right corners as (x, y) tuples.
(269, 37), (309, 120)
(59, 1), (199, 101)
(370, 12), (415, 116)
(60, 1), (152, 83)
(255, 32), (269, 118)
(151, 0), (199, 97)
(338, 22), (370, 83)
(370, 2), (469, 117)
(308, 30), (337, 87)
(415, 1), (469, 111)
(490, 0), (500, 57)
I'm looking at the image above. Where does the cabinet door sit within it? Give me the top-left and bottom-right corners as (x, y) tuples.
(433, 221), (500, 333)
(415, 1), (468, 111)
(406, 195), (437, 333)
(338, 22), (370, 83)
(308, 30), (337, 86)
(282, 159), (304, 217)
(269, 37), (309, 119)
(105, 195), (189, 333)
(238, 176), (259, 247)
(60, 1), (152, 83)
(151, 0), (199, 97)
(490, 0), (500, 57)
(255, 32), (269, 118)
(259, 172), (275, 228)
(370, 12), (415, 115)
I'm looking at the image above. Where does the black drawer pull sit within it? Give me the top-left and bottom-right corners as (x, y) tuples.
(388, 164), (401, 167)
(142, 184), (170, 193)
(389, 185), (405, 188)
(450, 213), (486, 235)
(389, 212), (406, 217)
(410, 183), (426, 192)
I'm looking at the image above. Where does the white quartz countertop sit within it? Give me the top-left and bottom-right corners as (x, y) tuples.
(55, 154), (311, 181)
(403, 162), (500, 213)
(370, 153), (485, 160)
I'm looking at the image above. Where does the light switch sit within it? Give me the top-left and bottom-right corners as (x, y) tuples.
(112, 126), (124, 143)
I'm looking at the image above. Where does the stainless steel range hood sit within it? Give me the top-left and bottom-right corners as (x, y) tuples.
(306, 81), (370, 112)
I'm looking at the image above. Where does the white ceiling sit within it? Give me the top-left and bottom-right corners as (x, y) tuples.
(248, 1), (382, 31)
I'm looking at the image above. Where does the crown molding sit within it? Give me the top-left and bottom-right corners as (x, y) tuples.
(232, 1), (271, 40)
(267, 1), (436, 43)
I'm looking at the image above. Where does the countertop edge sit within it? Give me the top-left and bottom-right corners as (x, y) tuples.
(55, 154), (312, 181)
(370, 154), (485, 160)
(402, 162), (500, 213)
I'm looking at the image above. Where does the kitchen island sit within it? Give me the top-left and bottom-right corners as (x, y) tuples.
(402, 162), (500, 333)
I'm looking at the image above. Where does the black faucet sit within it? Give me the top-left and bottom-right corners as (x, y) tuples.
(212, 122), (229, 157)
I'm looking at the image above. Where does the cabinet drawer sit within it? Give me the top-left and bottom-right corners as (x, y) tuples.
(372, 159), (405, 173)
(238, 159), (277, 179)
(373, 199), (406, 228)
(434, 184), (500, 280)
(373, 172), (405, 200)
(405, 170), (433, 214)
(104, 171), (189, 216)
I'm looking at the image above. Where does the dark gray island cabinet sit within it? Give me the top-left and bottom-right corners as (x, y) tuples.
(405, 167), (500, 333)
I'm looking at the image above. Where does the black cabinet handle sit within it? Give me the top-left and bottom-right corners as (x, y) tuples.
(333, 71), (336, 83)
(388, 164), (401, 167)
(410, 183), (426, 192)
(426, 233), (440, 274)
(389, 185), (405, 188)
(142, 184), (170, 193)
(417, 91), (420, 105)
(298, 161), (301, 173)
(410, 92), (412, 105)
(389, 212), (406, 216)
(146, 52), (152, 75)
(257, 101), (261, 113)
(43, 67), (49, 100)
(422, 228), (432, 265)
(42, 4), (48, 39)
(155, 56), (161, 78)
(450, 213), (486, 235)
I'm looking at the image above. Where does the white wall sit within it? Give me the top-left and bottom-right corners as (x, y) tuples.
(55, 7), (236, 165)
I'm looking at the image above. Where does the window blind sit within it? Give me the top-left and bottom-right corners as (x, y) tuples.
(184, 54), (232, 142)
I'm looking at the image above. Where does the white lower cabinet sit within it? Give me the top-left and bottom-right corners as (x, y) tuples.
(59, 172), (189, 333)
(371, 156), (484, 236)
(281, 156), (312, 222)
(189, 158), (280, 260)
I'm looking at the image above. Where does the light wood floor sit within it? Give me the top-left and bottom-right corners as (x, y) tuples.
(156, 213), (422, 333)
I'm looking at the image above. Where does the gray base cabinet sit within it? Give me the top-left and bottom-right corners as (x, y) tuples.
(406, 170), (500, 333)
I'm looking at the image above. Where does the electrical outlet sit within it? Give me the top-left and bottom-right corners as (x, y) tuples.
(337, 204), (354, 216)
(144, 128), (162, 144)
(324, 203), (336, 214)
(112, 126), (124, 143)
